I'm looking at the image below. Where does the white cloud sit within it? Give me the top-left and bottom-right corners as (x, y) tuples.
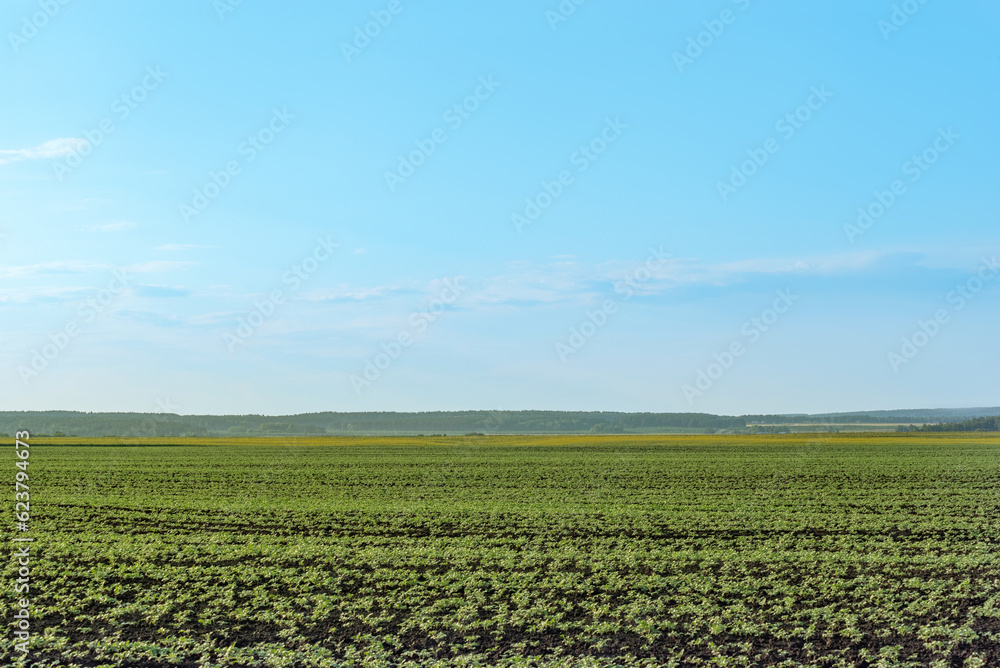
(0, 138), (87, 165)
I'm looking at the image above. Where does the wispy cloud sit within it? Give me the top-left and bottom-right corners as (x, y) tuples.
(126, 261), (198, 274)
(0, 138), (86, 165)
(290, 252), (893, 312)
(118, 309), (186, 327)
(0, 258), (197, 281)
(133, 285), (193, 298)
(90, 221), (137, 233)
(0, 261), (105, 279)
(708, 250), (883, 280)
(298, 283), (406, 302)
(466, 250), (895, 307)
(0, 286), (94, 304)
(471, 263), (592, 306)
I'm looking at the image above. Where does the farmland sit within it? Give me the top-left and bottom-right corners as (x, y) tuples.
(5, 433), (1000, 667)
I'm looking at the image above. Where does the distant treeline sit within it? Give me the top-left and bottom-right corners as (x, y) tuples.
(746, 414), (904, 424)
(748, 407), (1000, 424)
(902, 416), (1000, 432)
(0, 410), (743, 437)
(748, 414), (949, 425)
(3, 409), (999, 438)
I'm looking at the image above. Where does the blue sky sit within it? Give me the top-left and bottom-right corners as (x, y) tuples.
(1, 0), (997, 415)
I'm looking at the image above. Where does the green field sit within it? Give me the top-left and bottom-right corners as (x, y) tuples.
(6, 434), (1000, 667)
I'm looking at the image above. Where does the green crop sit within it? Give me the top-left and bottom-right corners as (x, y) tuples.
(3, 433), (998, 667)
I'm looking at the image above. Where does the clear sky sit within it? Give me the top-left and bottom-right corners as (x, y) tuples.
(1, 0), (997, 416)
